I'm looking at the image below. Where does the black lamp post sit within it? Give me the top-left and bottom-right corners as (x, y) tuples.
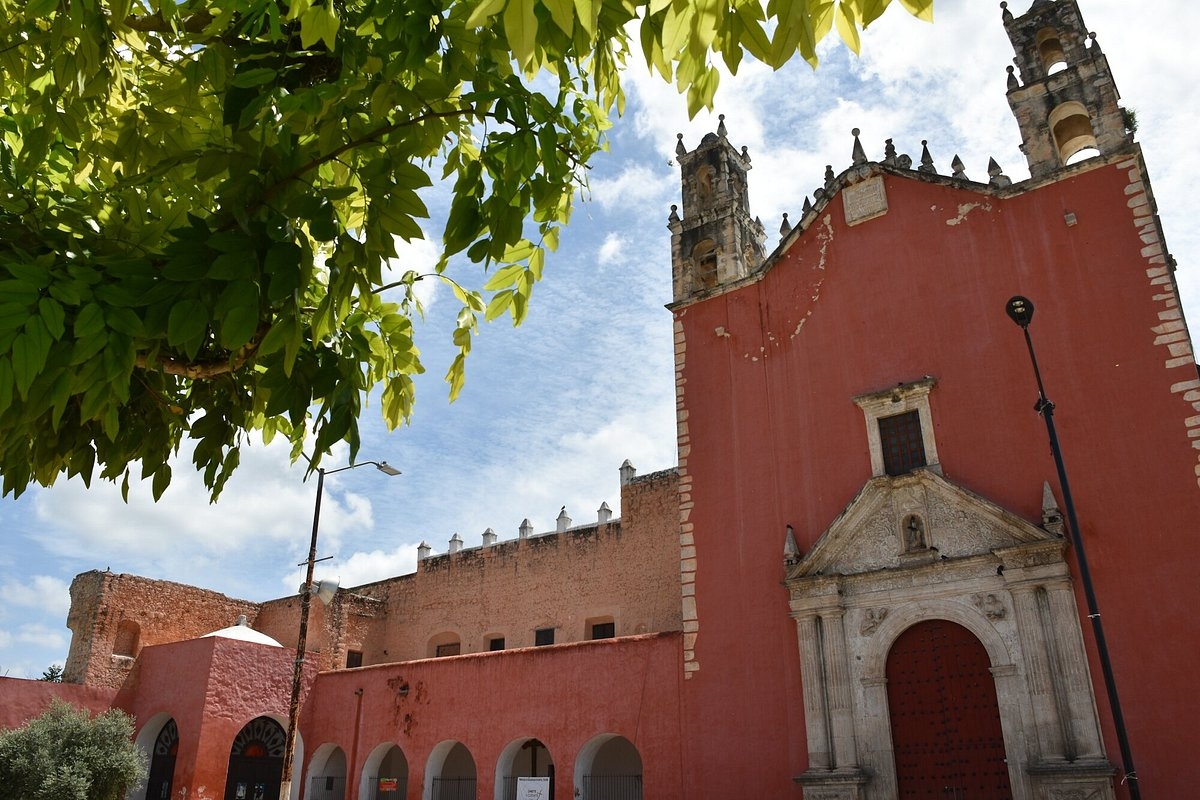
(1005, 295), (1140, 799)
(279, 459), (401, 800)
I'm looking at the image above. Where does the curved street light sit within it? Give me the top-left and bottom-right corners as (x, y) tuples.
(279, 460), (401, 800)
(1005, 296), (1139, 798)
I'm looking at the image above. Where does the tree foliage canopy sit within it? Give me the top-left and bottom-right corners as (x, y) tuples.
(0, 0), (932, 499)
(0, 700), (146, 800)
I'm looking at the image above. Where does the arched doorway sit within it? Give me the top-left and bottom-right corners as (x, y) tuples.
(425, 741), (476, 800)
(144, 718), (178, 800)
(574, 735), (642, 800)
(496, 738), (554, 800)
(306, 744), (347, 800)
(886, 620), (1012, 799)
(361, 743), (409, 800)
(225, 717), (287, 800)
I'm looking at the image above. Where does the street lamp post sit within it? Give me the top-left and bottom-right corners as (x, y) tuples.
(279, 460), (401, 800)
(1005, 296), (1140, 799)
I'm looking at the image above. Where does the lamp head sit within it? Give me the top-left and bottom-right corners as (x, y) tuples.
(376, 461), (401, 476)
(1006, 295), (1035, 328)
(314, 577), (340, 605)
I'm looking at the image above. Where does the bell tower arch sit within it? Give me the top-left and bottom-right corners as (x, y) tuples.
(1001, 0), (1131, 178)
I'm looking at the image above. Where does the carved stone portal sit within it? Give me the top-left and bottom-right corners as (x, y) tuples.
(786, 469), (1115, 800)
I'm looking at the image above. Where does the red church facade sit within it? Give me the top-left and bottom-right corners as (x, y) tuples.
(2, 2), (1197, 799)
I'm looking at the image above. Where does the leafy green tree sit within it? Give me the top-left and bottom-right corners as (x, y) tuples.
(38, 664), (64, 682)
(0, 0), (931, 499)
(0, 700), (146, 800)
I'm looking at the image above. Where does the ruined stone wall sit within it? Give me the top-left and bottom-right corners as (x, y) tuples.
(64, 571), (261, 688)
(350, 468), (682, 665)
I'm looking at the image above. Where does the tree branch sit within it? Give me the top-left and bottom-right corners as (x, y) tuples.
(136, 322), (271, 380)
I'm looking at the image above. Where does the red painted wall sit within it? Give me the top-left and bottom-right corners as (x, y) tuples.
(675, 159), (1200, 798)
(0, 676), (117, 729)
(302, 632), (682, 800)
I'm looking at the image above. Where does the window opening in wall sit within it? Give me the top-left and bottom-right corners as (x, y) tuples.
(435, 642), (462, 657)
(345, 650), (363, 668)
(534, 628), (555, 646)
(488, 637), (505, 651)
(879, 410), (927, 476)
(590, 621), (616, 640)
(692, 240), (718, 290)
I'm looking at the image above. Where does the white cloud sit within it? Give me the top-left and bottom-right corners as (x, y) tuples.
(589, 164), (674, 211)
(1, 576), (71, 619)
(598, 233), (626, 265)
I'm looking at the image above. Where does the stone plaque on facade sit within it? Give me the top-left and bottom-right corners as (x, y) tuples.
(842, 176), (888, 226)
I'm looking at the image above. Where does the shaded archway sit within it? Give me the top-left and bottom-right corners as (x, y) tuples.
(495, 737), (554, 800)
(136, 715), (177, 800)
(574, 734), (642, 800)
(424, 740), (476, 800)
(886, 620), (1012, 800)
(305, 744), (347, 800)
(360, 742), (409, 800)
(225, 716), (288, 800)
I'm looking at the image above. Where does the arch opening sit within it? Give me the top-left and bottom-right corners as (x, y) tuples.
(224, 716), (291, 800)
(885, 620), (1012, 800)
(428, 631), (462, 658)
(1036, 27), (1067, 74)
(691, 240), (717, 290)
(574, 734), (643, 800)
(305, 744), (347, 800)
(1049, 101), (1098, 164)
(137, 716), (177, 800)
(360, 743), (409, 800)
(495, 737), (555, 800)
(425, 741), (476, 800)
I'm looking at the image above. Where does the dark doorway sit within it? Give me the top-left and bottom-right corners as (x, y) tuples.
(224, 717), (287, 800)
(886, 620), (1013, 799)
(145, 718), (178, 800)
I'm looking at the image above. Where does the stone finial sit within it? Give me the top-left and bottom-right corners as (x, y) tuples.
(448, 533), (463, 553)
(717, 113), (727, 138)
(417, 541), (432, 560)
(850, 127), (867, 166)
(883, 138), (897, 165)
(896, 153), (912, 169)
(823, 164), (835, 188)
(598, 501), (613, 524)
(918, 140), (936, 174)
(1006, 64), (1019, 91)
(675, 133), (686, 156)
(668, 204), (680, 224)
(235, 614), (249, 627)
(741, 145), (751, 163)
(1042, 481), (1065, 536)
(988, 157), (1012, 188)
(779, 213), (791, 236)
(519, 519), (533, 539)
(1088, 32), (1102, 55)
(1000, 1), (1012, 23)
(482, 527), (498, 546)
(783, 525), (800, 565)
(813, 187), (825, 202)
(951, 155), (967, 180)
(556, 506), (572, 533)
(619, 459), (636, 486)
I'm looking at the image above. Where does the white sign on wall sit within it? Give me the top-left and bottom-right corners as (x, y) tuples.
(516, 777), (551, 800)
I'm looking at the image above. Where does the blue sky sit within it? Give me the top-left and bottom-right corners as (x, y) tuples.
(3, 1), (1198, 679)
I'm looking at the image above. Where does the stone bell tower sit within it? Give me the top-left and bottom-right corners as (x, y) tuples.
(669, 115), (767, 304)
(1002, 0), (1131, 179)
